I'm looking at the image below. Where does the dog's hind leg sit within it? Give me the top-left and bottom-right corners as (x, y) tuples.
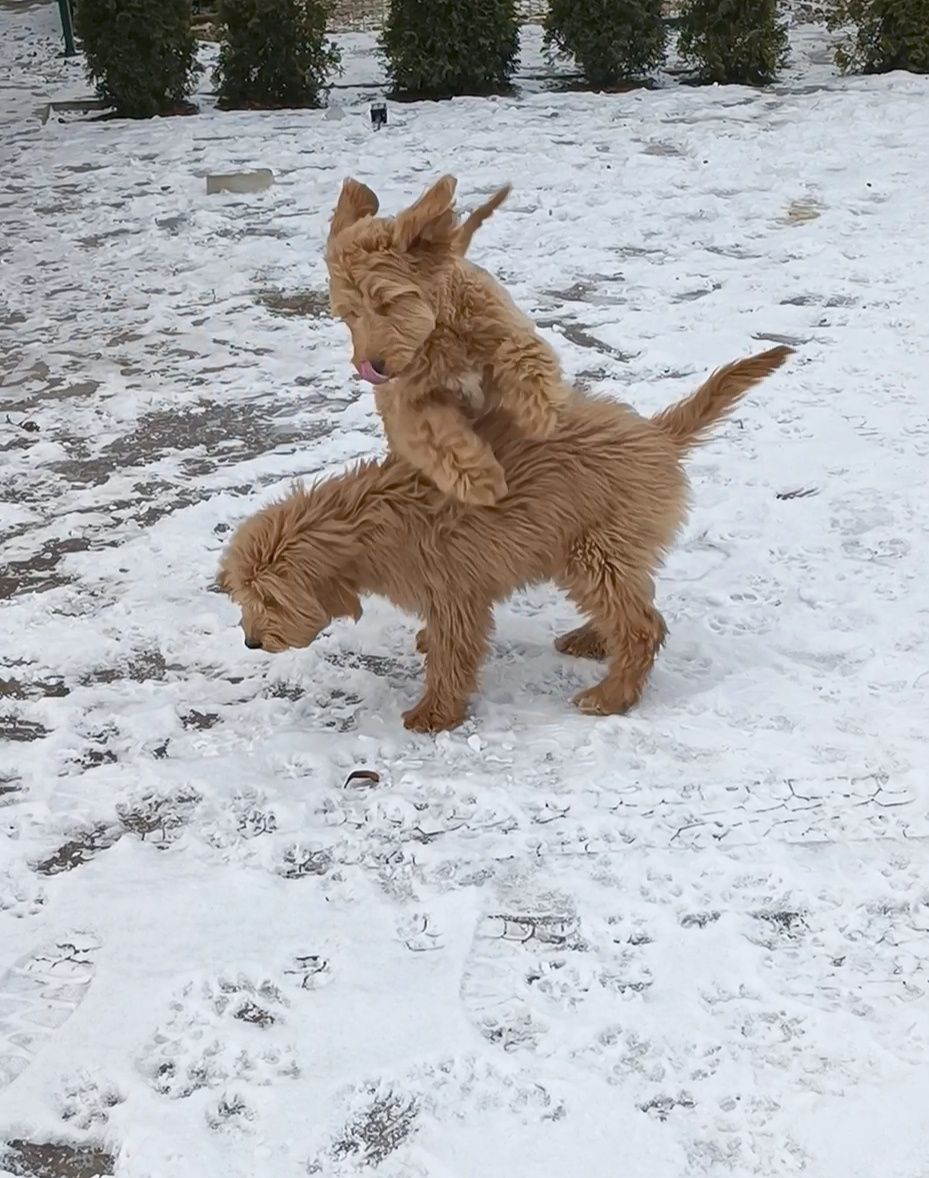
(403, 598), (493, 732)
(560, 536), (667, 716)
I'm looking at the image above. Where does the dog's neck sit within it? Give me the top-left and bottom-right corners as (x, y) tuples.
(291, 458), (420, 595)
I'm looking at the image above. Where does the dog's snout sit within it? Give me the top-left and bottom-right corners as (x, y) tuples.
(244, 636), (263, 650)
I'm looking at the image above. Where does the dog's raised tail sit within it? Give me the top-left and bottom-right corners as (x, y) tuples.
(652, 345), (792, 452)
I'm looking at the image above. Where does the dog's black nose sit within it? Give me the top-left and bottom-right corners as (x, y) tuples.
(244, 636), (263, 650)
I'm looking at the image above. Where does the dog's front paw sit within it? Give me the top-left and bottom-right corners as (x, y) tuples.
(402, 694), (465, 733)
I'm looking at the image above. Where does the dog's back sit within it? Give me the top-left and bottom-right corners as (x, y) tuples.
(461, 391), (687, 579)
(455, 345), (792, 588)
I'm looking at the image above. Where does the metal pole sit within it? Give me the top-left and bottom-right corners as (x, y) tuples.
(58, 0), (76, 57)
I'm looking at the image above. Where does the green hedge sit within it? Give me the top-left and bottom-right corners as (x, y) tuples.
(544, 0), (667, 87)
(380, 0), (520, 99)
(75, 0), (201, 118)
(677, 0), (789, 85)
(828, 0), (929, 74)
(213, 0), (341, 109)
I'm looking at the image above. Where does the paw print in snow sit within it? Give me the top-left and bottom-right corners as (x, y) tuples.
(284, 953), (333, 992)
(0, 867), (46, 918)
(204, 788), (278, 850)
(117, 789), (201, 848)
(140, 975), (298, 1099)
(397, 913), (445, 953)
(59, 1070), (125, 1129)
(319, 1086), (419, 1171)
(207, 1090), (256, 1133)
(278, 843), (333, 879)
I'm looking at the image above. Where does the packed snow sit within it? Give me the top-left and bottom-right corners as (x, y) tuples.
(2, 3), (929, 1176)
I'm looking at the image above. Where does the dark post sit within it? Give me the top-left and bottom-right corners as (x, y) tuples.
(58, 0), (77, 56)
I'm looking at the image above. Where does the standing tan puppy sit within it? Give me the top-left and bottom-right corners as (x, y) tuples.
(218, 347), (790, 732)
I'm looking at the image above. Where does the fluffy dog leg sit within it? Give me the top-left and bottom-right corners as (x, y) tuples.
(403, 599), (493, 732)
(561, 538), (667, 716)
(490, 331), (569, 439)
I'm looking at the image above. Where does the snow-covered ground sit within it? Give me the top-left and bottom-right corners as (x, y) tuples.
(2, 4), (929, 1176)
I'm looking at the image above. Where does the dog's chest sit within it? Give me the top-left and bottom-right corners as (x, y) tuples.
(445, 369), (485, 409)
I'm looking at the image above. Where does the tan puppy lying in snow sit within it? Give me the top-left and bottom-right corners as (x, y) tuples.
(217, 346), (790, 733)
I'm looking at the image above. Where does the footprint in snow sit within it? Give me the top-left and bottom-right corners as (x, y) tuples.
(0, 931), (101, 1089)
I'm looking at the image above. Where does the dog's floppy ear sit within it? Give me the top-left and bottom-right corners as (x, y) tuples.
(329, 177), (379, 241)
(452, 184), (511, 256)
(322, 579), (363, 623)
(394, 175), (457, 252)
(215, 564), (232, 594)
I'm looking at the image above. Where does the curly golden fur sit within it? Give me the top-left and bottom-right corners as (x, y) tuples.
(217, 346), (791, 733)
(325, 175), (568, 506)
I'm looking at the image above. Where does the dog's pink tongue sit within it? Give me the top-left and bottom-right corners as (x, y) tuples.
(356, 360), (389, 385)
